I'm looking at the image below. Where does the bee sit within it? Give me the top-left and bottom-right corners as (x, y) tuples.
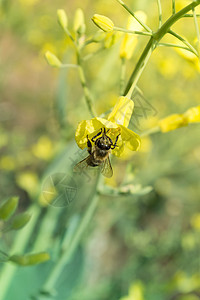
(74, 128), (120, 178)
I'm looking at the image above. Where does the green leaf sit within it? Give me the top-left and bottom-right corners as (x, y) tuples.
(0, 197), (19, 221)
(10, 212), (31, 230)
(9, 252), (50, 266)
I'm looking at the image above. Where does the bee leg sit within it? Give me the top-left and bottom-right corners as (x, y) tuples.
(110, 134), (120, 149)
(91, 128), (103, 142)
(87, 135), (92, 154)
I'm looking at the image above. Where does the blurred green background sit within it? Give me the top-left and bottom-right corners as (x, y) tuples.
(0, 0), (200, 299)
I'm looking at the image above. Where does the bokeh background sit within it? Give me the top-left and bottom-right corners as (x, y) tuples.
(0, 0), (200, 299)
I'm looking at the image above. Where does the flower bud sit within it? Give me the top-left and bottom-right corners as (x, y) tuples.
(73, 8), (86, 34)
(0, 197), (18, 221)
(57, 9), (68, 30)
(10, 212), (31, 230)
(10, 252), (50, 266)
(45, 51), (62, 68)
(92, 14), (114, 32)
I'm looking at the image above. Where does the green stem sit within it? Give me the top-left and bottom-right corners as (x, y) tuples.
(184, 13), (200, 17)
(192, 8), (200, 54)
(158, 42), (195, 53)
(123, 0), (200, 97)
(123, 36), (155, 97)
(116, 0), (152, 33)
(77, 50), (96, 117)
(120, 57), (126, 95)
(157, 0), (162, 28)
(113, 26), (152, 36)
(40, 172), (101, 294)
(169, 29), (198, 57)
(172, 0), (176, 14)
(60, 64), (78, 69)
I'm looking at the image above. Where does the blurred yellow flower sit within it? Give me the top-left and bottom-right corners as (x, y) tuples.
(92, 14), (114, 32)
(16, 172), (39, 197)
(191, 213), (200, 231)
(184, 105), (200, 123)
(120, 281), (144, 300)
(75, 96), (141, 157)
(175, 47), (200, 72)
(104, 32), (121, 49)
(32, 136), (54, 160)
(120, 11), (147, 60)
(0, 156), (16, 171)
(159, 105), (200, 132)
(159, 113), (187, 132)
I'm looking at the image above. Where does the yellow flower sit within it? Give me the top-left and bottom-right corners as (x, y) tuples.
(92, 14), (114, 32)
(159, 105), (200, 133)
(120, 281), (144, 300)
(75, 96), (141, 157)
(159, 114), (187, 132)
(120, 11), (147, 60)
(184, 105), (200, 123)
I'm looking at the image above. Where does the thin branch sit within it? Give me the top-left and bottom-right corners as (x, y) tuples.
(114, 26), (152, 36)
(172, 0), (176, 14)
(168, 29), (198, 57)
(183, 13), (200, 17)
(116, 0), (152, 33)
(157, 0), (162, 28)
(158, 42), (195, 54)
(192, 7), (200, 55)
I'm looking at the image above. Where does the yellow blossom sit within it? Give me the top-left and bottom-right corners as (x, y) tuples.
(120, 11), (147, 60)
(159, 114), (187, 132)
(75, 96), (141, 157)
(159, 105), (200, 133)
(92, 14), (114, 32)
(120, 281), (144, 300)
(184, 105), (200, 123)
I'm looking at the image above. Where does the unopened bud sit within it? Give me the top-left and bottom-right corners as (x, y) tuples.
(92, 14), (114, 32)
(57, 9), (68, 30)
(74, 8), (86, 34)
(45, 51), (62, 68)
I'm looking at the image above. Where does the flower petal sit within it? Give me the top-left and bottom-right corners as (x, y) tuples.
(120, 126), (141, 151)
(184, 105), (200, 123)
(108, 96), (134, 127)
(75, 117), (118, 149)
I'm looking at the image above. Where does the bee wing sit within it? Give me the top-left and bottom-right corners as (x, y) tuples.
(100, 156), (113, 178)
(73, 155), (90, 173)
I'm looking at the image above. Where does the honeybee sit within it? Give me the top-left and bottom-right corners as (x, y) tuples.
(74, 128), (120, 178)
